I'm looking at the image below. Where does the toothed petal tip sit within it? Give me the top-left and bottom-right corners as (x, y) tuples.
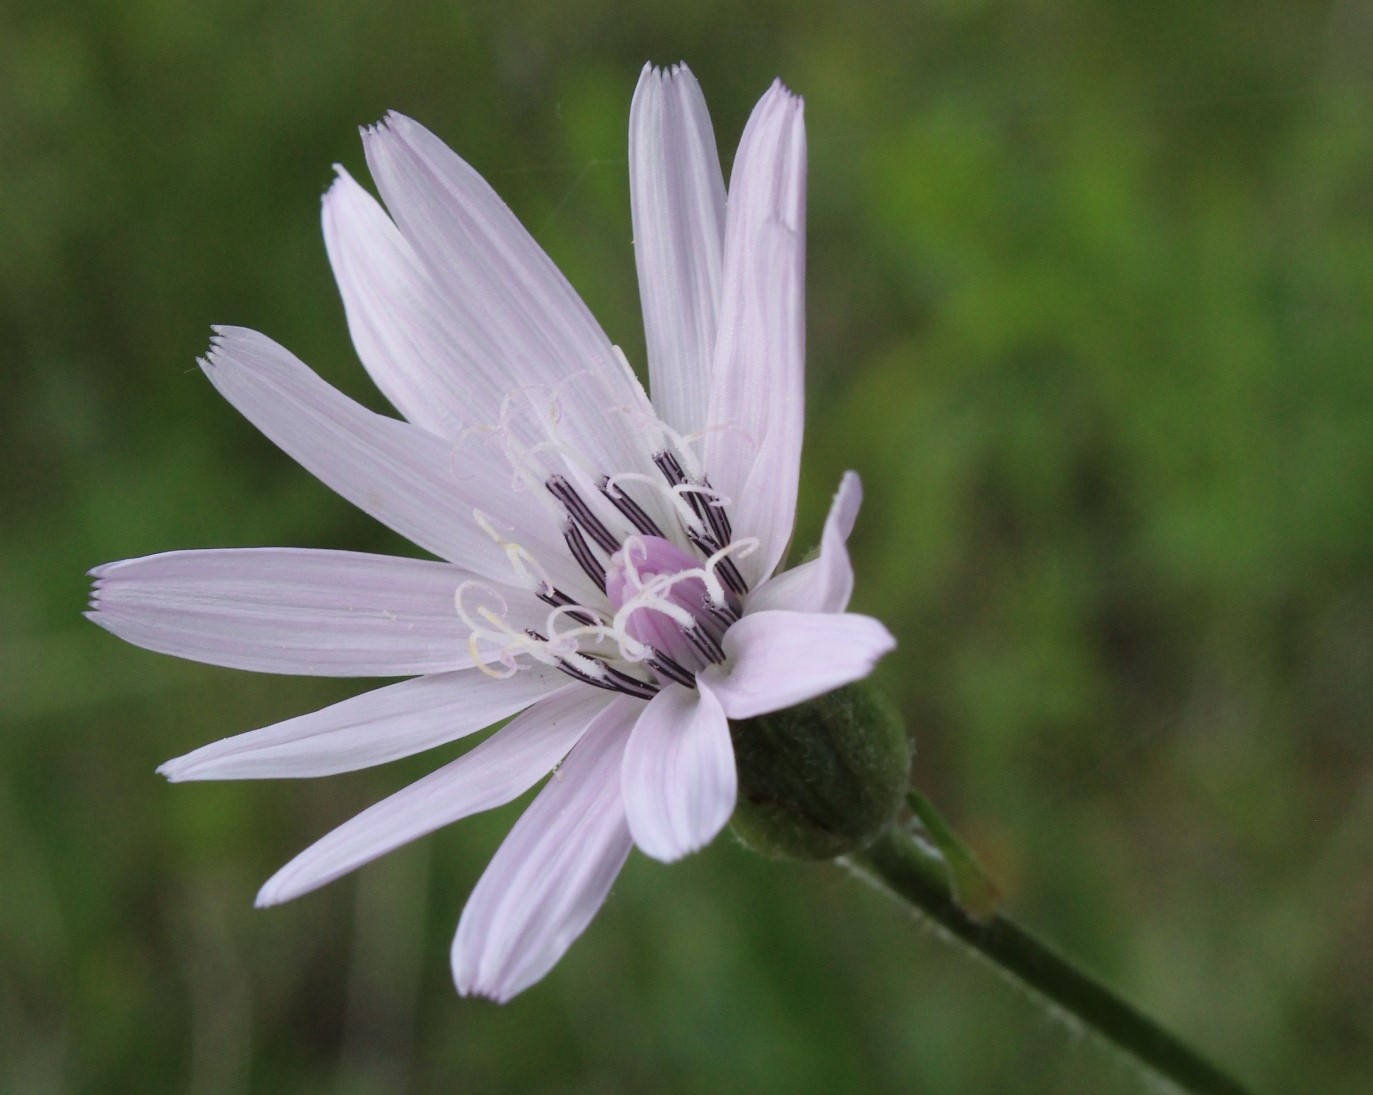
(453, 968), (506, 1002)
(640, 59), (692, 81)
(84, 566), (120, 613)
(768, 76), (800, 100)
(202, 325), (236, 362)
(374, 109), (412, 135)
(322, 164), (353, 200)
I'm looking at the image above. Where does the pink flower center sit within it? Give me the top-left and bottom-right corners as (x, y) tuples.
(461, 462), (749, 698)
(605, 536), (730, 681)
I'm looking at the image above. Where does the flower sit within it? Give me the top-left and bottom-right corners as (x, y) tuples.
(87, 62), (895, 1001)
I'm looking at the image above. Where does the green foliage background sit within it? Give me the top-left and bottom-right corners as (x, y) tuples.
(3, 2), (1371, 1092)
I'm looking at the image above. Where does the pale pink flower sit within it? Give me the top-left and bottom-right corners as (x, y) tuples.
(88, 63), (894, 1001)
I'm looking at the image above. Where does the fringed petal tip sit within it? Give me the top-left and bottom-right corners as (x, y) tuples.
(84, 568), (126, 628)
(455, 973), (533, 1005)
(357, 112), (395, 141)
(86, 558), (137, 605)
(765, 76), (801, 106)
(84, 575), (128, 625)
(85, 563), (114, 616)
(200, 324), (264, 375)
(321, 163), (353, 202)
(639, 60), (695, 83)
(453, 966), (509, 1003)
(358, 110), (414, 145)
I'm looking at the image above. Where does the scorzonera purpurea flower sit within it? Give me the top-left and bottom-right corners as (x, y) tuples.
(88, 63), (895, 1001)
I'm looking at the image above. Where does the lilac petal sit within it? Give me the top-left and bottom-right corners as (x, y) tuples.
(361, 114), (662, 477)
(748, 471), (862, 615)
(256, 686), (609, 906)
(87, 548), (530, 676)
(453, 696), (638, 1001)
(629, 62), (726, 438)
(200, 326), (563, 579)
(710, 609), (895, 720)
(322, 167), (474, 438)
(705, 82), (807, 587)
(159, 665), (565, 781)
(621, 679), (735, 862)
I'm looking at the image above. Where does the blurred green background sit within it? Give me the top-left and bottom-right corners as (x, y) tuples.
(3, 1), (1371, 1092)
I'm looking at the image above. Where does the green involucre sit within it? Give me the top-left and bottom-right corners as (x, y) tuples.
(728, 682), (911, 861)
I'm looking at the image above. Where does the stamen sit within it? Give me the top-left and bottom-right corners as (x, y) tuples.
(541, 605), (618, 657)
(527, 628), (659, 700)
(700, 537), (757, 600)
(699, 477), (733, 545)
(654, 453), (721, 533)
(552, 655), (626, 690)
(563, 521), (607, 590)
(653, 452), (737, 569)
(548, 475), (619, 554)
(705, 601), (740, 630)
(651, 420), (706, 482)
(645, 654), (696, 687)
(682, 530), (746, 595)
(582, 660), (658, 698)
(709, 553), (748, 598)
(653, 450), (689, 488)
(661, 485), (709, 538)
(683, 625), (727, 665)
(680, 481), (733, 552)
(597, 476), (665, 538)
(537, 587), (597, 627)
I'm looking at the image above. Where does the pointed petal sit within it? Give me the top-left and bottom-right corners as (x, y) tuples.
(621, 679), (735, 861)
(160, 665), (565, 781)
(322, 167), (474, 437)
(748, 471), (861, 614)
(710, 609), (895, 720)
(255, 686), (609, 906)
(705, 82), (807, 586)
(87, 548), (531, 676)
(200, 326), (563, 579)
(361, 113), (661, 475)
(453, 696), (638, 1001)
(629, 62), (726, 438)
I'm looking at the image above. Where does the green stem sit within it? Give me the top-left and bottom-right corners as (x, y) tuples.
(846, 824), (1255, 1095)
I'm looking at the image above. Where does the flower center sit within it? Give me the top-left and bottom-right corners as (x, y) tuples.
(606, 535), (727, 675)
(458, 447), (754, 699)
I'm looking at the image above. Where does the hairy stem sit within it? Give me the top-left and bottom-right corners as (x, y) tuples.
(846, 823), (1255, 1095)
